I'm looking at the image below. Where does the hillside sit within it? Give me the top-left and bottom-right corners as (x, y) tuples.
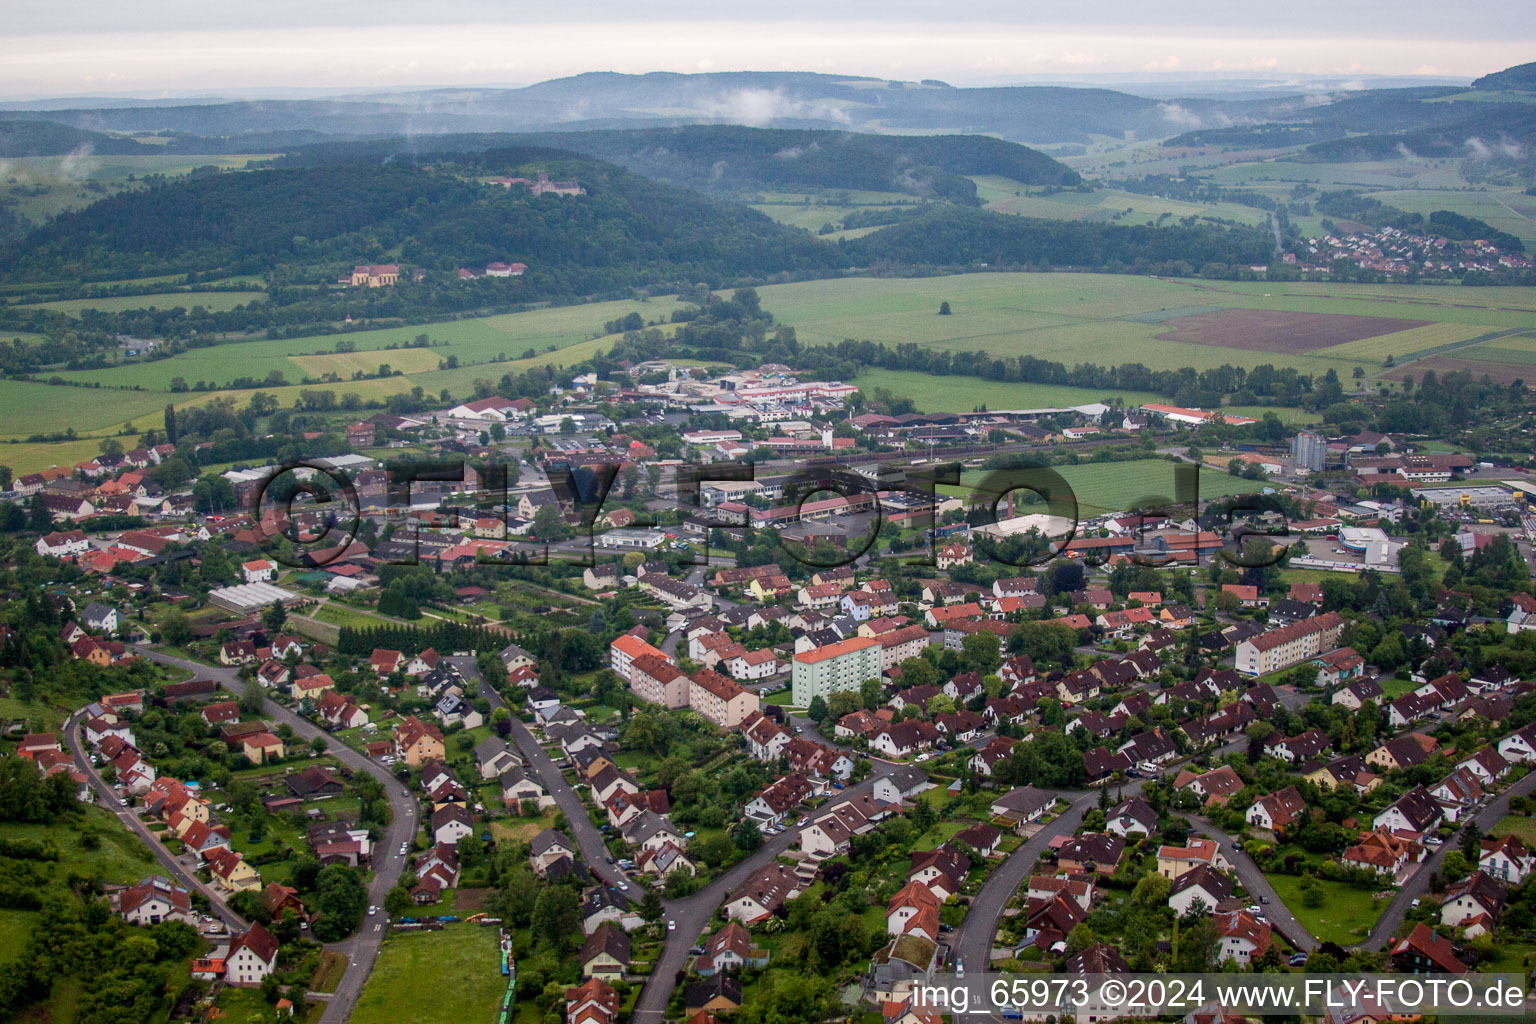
(1472, 61), (1536, 92)
(0, 120), (150, 157)
(284, 126), (1079, 201)
(0, 72), (1299, 146)
(0, 148), (844, 286)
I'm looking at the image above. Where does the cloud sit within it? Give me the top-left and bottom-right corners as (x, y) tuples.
(58, 142), (96, 180)
(695, 87), (850, 127)
(1157, 102), (1203, 129)
(1395, 142), (1419, 159)
(1464, 136), (1493, 159)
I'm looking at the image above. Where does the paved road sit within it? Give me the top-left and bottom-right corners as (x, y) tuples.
(62, 710), (248, 932)
(630, 764), (904, 1022)
(137, 648), (418, 1024)
(1360, 768), (1536, 951)
(450, 656), (635, 899)
(1180, 813), (1317, 952)
(949, 788), (1099, 971)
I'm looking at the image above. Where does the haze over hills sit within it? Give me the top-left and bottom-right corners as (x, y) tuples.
(0, 70), (1380, 147)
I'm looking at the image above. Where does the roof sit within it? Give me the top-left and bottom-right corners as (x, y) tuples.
(793, 635), (879, 664)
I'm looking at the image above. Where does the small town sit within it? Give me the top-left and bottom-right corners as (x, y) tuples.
(2, 347), (1536, 1024)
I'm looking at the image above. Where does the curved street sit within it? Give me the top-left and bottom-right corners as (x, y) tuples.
(136, 647), (419, 1024)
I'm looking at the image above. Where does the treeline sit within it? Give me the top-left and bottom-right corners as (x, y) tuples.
(334, 621), (508, 657)
(842, 205), (1275, 275)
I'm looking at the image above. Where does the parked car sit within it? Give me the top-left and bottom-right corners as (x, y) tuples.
(368, 905), (377, 916)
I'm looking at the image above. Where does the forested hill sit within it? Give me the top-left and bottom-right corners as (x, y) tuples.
(843, 205), (1275, 275)
(0, 120), (151, 157)
(282, 126), (1079, 202)
(459, 126), (1079, 198)
(0, 149), (844, 286)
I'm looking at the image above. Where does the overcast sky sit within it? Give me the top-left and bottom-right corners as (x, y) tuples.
(4, 1), (1531, 98)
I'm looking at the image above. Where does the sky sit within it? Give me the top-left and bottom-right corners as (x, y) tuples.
(3, 1), (1532, 98)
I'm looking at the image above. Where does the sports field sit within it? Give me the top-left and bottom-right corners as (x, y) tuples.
(944, 459), (1266, 518)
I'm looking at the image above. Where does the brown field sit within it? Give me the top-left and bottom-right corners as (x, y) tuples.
(1383, 357), (1531, 385)
(1155, 309), (1429, 352)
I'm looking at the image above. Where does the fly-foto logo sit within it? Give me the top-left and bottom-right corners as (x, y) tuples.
(245, 456), (1291, 571)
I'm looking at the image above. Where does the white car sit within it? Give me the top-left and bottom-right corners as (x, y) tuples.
(667, 920), (676, 932)
(368, 905), (378, 916)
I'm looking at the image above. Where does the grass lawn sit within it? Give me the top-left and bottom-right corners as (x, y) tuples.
(1265, 874), (1385, 945)
(312, 602), (393, 629)
(309, 950), (348, 994)
(352, 924), (505, 1024)
(1493, 815), (1536, 846)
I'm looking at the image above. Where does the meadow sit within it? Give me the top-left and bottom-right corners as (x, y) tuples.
(48, 295), (682, 392)
(972, 176), (1268, 228)
(8, 291), (265, 315)
(755, 272), (1536, 384)
(351, 924), (505, 1024)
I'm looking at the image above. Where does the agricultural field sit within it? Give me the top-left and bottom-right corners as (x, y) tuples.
(48, 295), (682, 392)
(972, 176), (1268, 228)
(7, 290), (265, 315)
(351, 924), (506, 1024)
(758, 272), (1536, 394)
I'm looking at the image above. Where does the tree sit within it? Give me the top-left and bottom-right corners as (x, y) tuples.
(160, 608), (193, 647)
(163, 404), (178, 442)
(961, 631), (1003, 675)
(939, 301), (952, 315)
(311, 865), (368, 941)
(807, 695), (829, 724)
(1441, 850), (1469, 880)
(262, 600), (287, 632)
(638, 889), (664, 924)
(732, 818), (762, 852)
(239, 686), (266, 717)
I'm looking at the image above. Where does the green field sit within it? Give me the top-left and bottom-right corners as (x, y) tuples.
(352, 925), (505, 1024)
(852, 366), (1163, 412)
(49, 295), (683, 392)
(945, 459), (1265, 517)
(9, 291), (265, 316)
(974, 176), (1267, 228)
(1265, 873), (1384, 946)
(754, 273), (1536, 382)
